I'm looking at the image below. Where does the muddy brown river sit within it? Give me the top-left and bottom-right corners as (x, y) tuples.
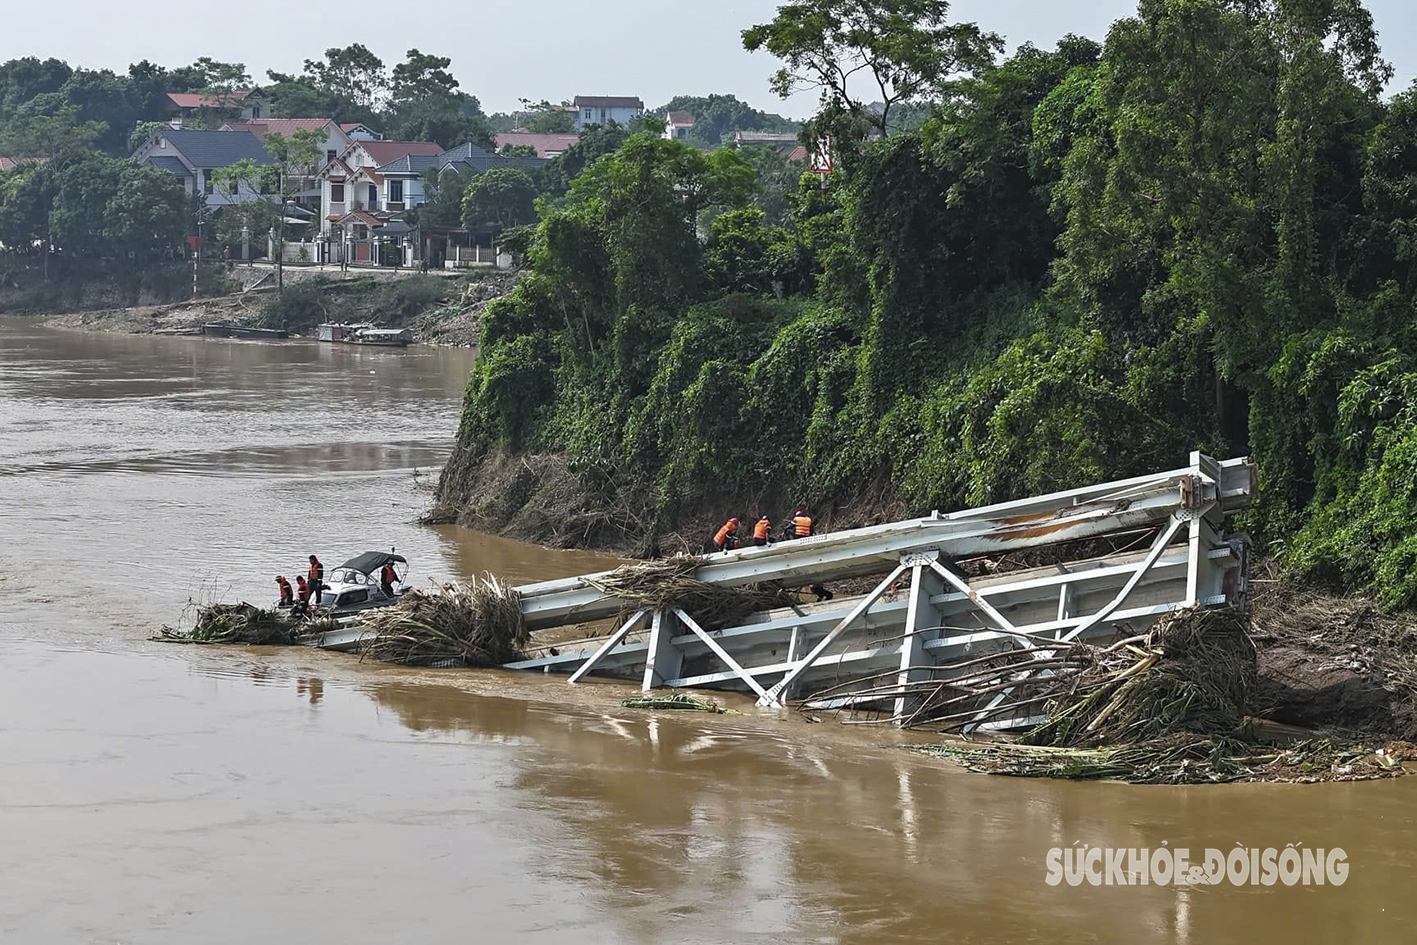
(1, 315), (1414, 943)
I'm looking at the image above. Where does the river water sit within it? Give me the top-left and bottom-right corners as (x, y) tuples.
(1, 316), (1413, 944)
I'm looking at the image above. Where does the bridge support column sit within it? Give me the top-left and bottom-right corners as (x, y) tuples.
(642, 609), (683, 691)
(895, 554), (945, 721)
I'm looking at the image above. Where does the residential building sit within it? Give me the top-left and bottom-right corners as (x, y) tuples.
(572, 95), (643, 131)
(323, 142), (546, 266)
(340, 123), (381, 141)
(732, 130), (802, 152)
(494, 131), (579, 158)
(163, 90), (267, 126)
(132, 129), (275, 208)
(663, 111), (694, 140)
(317, 139), (445, 237)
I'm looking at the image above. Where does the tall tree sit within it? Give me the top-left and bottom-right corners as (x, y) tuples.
(742, 0), (1001, 139)
(302, 44), (388, 113)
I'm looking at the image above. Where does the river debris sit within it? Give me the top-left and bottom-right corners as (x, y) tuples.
(359, 576), (528, 667)
(621, 693), (725, 713)
(584, 555), (795, 629)
(154, 602), (336, 645)
(891, 607), (1412, 783)
(910, 736), (1410, 784)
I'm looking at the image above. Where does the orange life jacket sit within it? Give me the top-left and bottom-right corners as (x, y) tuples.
(308, 559), (322, 583)
(278, 579), (292, 602)
(753, 518), (770, 540)
(296, 578), (309, 602)
(793, 515), (812, 537)
(713, 521), (736, 545)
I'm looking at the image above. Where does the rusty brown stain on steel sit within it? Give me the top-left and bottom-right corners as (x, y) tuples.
(995, 518), (1078, 541)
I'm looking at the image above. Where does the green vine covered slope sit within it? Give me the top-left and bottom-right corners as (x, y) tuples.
(438, 0), (1417, 607)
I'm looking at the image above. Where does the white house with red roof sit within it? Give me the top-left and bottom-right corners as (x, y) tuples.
(663, 111), (694, 140)
(317, 139), (444, 240)
(163, 90), (267, 126)
(494, 131), (579, 158)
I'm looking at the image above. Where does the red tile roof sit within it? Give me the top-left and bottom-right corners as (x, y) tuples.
(166, 90), (254, 110)
(354, 140), (444, 166)
(493, 132), (580, 158)
(787, 145), (808, 163)
(0, 156), (19, 171)
(222, 119), (334, 141)
(336, 210), (385, 227)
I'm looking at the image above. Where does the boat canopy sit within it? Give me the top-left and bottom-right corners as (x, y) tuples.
(339, 551), (407, 575)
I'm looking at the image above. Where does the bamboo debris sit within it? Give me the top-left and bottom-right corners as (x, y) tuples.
(359, 576), (529, 667)
(583, 555), (795, 629)
(155, 602), (334, 645)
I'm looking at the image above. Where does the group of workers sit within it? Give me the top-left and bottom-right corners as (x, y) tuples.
(712, 509), (815, 553)
(275, 554), (325, 616)
(274, 553), (402, 615)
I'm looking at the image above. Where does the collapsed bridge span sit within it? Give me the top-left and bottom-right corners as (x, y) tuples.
(318, 452), (1256, 730)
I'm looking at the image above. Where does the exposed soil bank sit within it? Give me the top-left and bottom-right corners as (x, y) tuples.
(33, 268), (516, 347)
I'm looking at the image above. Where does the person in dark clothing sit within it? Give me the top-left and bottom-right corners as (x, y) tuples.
(380, 561), (398, 599)
(296, 575), (310, 605)
(809, 583), (834, 602)
(308, 555), (324, 606)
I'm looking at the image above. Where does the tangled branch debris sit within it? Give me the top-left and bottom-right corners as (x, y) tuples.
(893, 608), (1407, 783)
(154, 602), (334, 645)
(584, 555), (795, 629)
(621, 694), (725, 713)
(359, 576), (528, 667)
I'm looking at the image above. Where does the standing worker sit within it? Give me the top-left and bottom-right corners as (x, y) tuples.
(275, 575), (293, 607)
(380, 560), (398, 599)
(791, 509), (814, 539)
(307, 554), (324, 606)
(752, 515), (772, 547)
(712, 517), (740, 552)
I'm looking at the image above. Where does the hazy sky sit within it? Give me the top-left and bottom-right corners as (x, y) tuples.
(3, 0), (1416, 117)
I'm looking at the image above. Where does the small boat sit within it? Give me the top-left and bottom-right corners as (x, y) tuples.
(317, 323), (413, 346)
(202, 323), (290, 339)
(315, 551), (410, 615)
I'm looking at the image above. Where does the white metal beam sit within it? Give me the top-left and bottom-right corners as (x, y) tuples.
(672, 608), (774, 704)
(757, 563), (909, 707)
(567, 610), (645, 685)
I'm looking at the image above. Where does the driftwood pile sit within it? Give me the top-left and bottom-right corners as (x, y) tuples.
(584, 555), (795, 629)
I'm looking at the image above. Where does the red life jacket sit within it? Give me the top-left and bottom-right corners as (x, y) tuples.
(381, 564), (396, 585)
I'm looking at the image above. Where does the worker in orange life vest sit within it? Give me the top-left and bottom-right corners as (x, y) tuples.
(752, 515), (772, 547)
(275, 575), (294, 607)
(380, 561), (398, 599)
(307, 555), (324, 605)
(713, 518), (740, 552)
(791, 509), (813, 538)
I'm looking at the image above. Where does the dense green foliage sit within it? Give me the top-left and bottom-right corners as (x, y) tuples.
(651, 94), (799, 147)
(453, 0), (1417, 608)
